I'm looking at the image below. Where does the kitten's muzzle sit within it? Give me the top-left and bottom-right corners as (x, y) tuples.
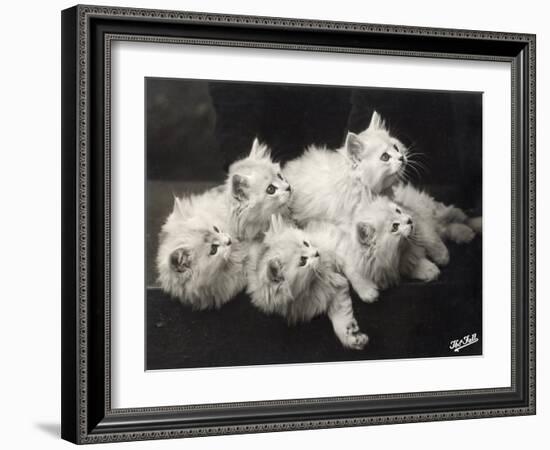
(397, 216), (414, 237)
(402, 223), (413, 237)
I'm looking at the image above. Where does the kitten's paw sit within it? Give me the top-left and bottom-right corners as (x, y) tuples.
(447, 223), (475, 244)
(467, 216), (482, 234)
(356, 285), (379, 303)
(341, 320), (369, 350)
(346, 332), (369, 350)
(411, 259), (440, 282)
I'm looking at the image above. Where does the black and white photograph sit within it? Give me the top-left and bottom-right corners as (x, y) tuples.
(56, 2), (537, 446)
(146, 78), (483, 370)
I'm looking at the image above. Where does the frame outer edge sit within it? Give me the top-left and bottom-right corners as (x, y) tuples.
(76, 3), (534, 40)
(527, 34), (536, 415)
(61, 5), (80, 445)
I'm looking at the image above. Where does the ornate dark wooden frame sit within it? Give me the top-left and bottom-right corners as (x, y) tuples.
(61, 4), (536, 444)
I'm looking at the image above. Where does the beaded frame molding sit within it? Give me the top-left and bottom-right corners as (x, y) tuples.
(61, 4), (536, 444)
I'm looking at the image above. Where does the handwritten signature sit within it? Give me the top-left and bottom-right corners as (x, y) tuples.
(449, 333), (479, 352)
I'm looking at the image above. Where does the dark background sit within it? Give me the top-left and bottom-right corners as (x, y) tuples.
(145, 78), (482, 370)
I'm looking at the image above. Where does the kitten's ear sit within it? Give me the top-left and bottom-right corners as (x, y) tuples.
(368, 110), (386, 131)
(267, 258), (284, 283)
(231, 174), (249, 201)
(251, 137), (261, 153)
(345, 132), (364, 162)
(172, 196), (187, 219)
(170, 248), (191, 273)
(356, 222), (375, 245)
(249, 137), (270, 160)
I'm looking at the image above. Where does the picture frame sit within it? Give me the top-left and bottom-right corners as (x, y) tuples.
(61, 4), (536, 444)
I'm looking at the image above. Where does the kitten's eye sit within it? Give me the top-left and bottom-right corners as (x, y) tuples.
(303, 241), (310, 247)
(391, 223), (399, 232)
(381, 152), (390, 162)
(396, 208), (401, 214)
(213, 226), (220, 233)
(299, 256), (308, 267)
(393, 144), (400, 152)
(209, 244), (219, 255)
(277, 173), (284, 180)
(266, 184), (277, 195)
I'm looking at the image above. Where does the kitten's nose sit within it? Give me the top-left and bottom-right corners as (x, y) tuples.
(399, 155), (405, 162)
(286, 185), (291, 192)
(314, 251), (320, 257)
(226, 238), (232, 246)
(407, 218), (413, 225)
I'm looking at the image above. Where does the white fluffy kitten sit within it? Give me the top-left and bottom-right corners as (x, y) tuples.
(225, 138), (292, 240)
(392, 183), (481, 253)
(156, 189), (247, 310)
(285, 110), (479, 270)
(247, 215), (369, 350)
(284, 111), (407, 226)
(306, 197), (440, 303)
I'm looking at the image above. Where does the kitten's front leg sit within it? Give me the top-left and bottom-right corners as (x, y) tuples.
(405, 257), (440, 282)
(413, 217), (449, 266)
(345, 269), (379, 303)
(424, 233), (450, 267)
(328, 292), (369, 350)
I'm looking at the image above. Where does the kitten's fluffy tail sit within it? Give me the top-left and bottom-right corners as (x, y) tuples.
(467, 216), (482, 234)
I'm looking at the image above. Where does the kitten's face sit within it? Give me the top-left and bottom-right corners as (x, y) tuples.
(158, 205), (234, 285)
(229, 139), (291, 215)
(262, 217), (320, 294)
(345, 111), (408, 194)
(354, 197), (414, 252)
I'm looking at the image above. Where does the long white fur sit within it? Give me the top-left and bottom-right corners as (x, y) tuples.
(283, 111), (407, 226)
(156, 188), (247, 310)
(155, 111), (479, 335)
(225, 138), (292, 241)
(246, 215), (369, 350)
